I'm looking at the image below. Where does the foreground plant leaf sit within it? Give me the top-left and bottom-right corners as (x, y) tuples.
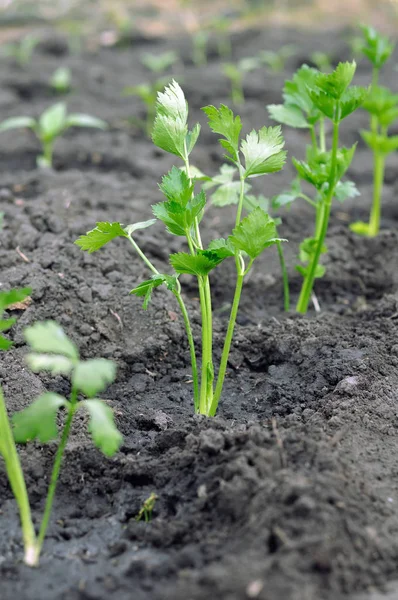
(24, 321), (78, 360)
(130, 274), (178, 309)
(228, 207), (285, 259)
(82, 399), (123, 456)
(13, 393), (68, 443)
(202, 104), (242, 162)
(241, 126), (286, 178)
(75, 222), (128, 252)
(73, 359), (116, 398)
(0, 288), (31, 350)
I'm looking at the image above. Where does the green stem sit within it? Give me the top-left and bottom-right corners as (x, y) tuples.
(276, 240), (290, 312)
(173, 283), (199, 412)
(0, 388), (37, 566)
(36, 391), (77, 557)
(368, 151), (385, 237)
(128, 235), (199, 410)
(231, 78), (244, 105)
(198, 277), (210, 415)
(314, 201), (325, 239)
(296, 116), (340, 314)
(319, 117), (326, 152)
(310, 125), (317, 151)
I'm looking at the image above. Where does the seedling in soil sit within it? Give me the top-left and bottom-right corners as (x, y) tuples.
(0, 102), (107, 168)
(49, 67), (72, 94)
(310, 51), (333, 72)
(192, 30), (209, 67)
(122, 78), (170, 136)
(141, 51), (179, 74)
(211, 16), (233, 59)
(259, 45), (297, 73)
(349, 26), (396, 237)
(2, 34), (39, 67)
(0, 320), (122, 566)
(135, 493), (158, 522)
(268, 62), (367, 313)
(76, 81), (286, 416)
(223, 57), (262, 105)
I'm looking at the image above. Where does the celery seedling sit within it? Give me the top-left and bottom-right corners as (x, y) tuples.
(223, 57), (261, 105)
(349, 26), (396, 237)
(192, 30), (209, 67)
(2, 34), (39, 67)
(135, 492), (158, 522)
(310, 51), (333, 72)
(0, 102), (107, 168)
(122, 78), (170, 137)
(141, 51), (178, 74)
(50, 67), (72, 94)
(0, 320), (122, 566)
(76, 81), (286, 416)
(259, 45), (297, 73)
(211, 16), (232, 59)
(269, 62), (367, 313)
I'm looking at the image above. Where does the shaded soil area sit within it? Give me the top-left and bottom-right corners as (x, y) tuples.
(1, 26), (398, 600)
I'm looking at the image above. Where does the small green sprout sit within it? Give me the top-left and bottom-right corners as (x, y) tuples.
(76, 81), (287, 416)
(135, 492), (158, 522)
(0, 320), (122, 566)
(122, 78), (170, 137)
(192, 30), (209, 67)
(350, 26), (396, 237)
(2, 33), (39, 67)
(259, 45), (297, 73)
(268, 62), (367, 313)
(49, 67), (72, 94)
(141, 51), (179, 74)
(211, 16), (233, 59)
(310, 51), (333, 72)
(223, 57), (261, 105)
(0, 102), (107, 168)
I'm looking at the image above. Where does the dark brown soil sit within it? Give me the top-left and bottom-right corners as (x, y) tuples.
(1, 26), (398, 600)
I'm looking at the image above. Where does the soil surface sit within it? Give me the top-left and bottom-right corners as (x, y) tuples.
(1, 26), (398, 600)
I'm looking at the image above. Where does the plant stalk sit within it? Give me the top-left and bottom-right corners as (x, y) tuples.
(296, 116), (340, 314)
(276, 240), (290, 312)
(368, 150), (385, 237)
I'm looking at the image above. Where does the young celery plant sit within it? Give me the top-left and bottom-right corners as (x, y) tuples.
(0, 319), (122, 566)
(141, 51), (179, 74)
(259, 45), (297, 73)
(192, 30), (209, 67)
(349, 26), (396, 237)
(76, 81), (286, 416)
(223, 57), (261, 105)
(122, 78), (170, 137)
(2, 34), (39, 67)
(269, 63), (366, 313)
(0, 102), (107, 168)
(50, 66), (72, 94)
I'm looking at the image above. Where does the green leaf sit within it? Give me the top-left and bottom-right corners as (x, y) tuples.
(207, 238), (235, 259)
(283, 65), (320, 118)
(272, 178), (302, 209)
(315, 61), (356, 100)
(75, 222), (128, 253)
(186, 123), (201, 155)
(359, 25), (395, 69)
(141, 50), (178, 73)
(24, 321), (78, 360)
(0, 287), (31, 351)
(159, 166), (194, 205)
(83, 399), (123, 456)
(267, 104), (309, 128)
(170, 252), (222, 276)
(296, 263), (325, 279)
(228, 207), (286, 259)
(299, 237), (327, 263)
(153, 190), (206, 236)
(13, 393), (68, 443)
(50, 66), (71, 92)
(241, 126), (286, 178)
(334, 180), (360, 203)
(72, 359), (116, 398)
(0, 116), (37, 132)
(202, 104), (242, 162)
(130, 274), (178, 309)
(361, 130), (398, 155)
(340, 86), (368, 120)
(152, 80), (190, 159)
(123, 219), (156, 235)
(243, 193), (270, 212)
(38, 102), (67, 140)
(349, 221), (372, 236)
(65, 114), (107, 130)
(362, 85), (398, 120)
(25, 353), (73, 375)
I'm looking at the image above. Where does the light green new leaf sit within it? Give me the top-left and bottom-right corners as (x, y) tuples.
(267, 104), (309, 128)
(334, 180), (360, 203)
(13, 393), (68, 443)
(241, 126), (286, 178)
(24, 321), (78, 360)
(272, 178), (302, 209)
(202, 104), (242, 162)
(308, 90), (335, 120)
(359, 25), (395, 69)
(83, 399), (123, 457)
(152, 80), (190, 158)
(159, 166), (194, 205)
(73, 358), (116, 398)
(186, 123), (201, 155)
(340, 86), (368, 120)
(315, 61), (356, 100)
(361, 130), (398, 155)
(65, 114), (108, 130)
(38, 102), (67, 140)
(228, 207), (286, 259)
(130, 274), (178, 309)
(170, 252), (221, 276)
(124, 219), (156, 236)
(25, 353), (73, 375)
(75, 222), (128, 253)
(155, 79), (187, 122)
(0, 116), (36, 132)
(207, 238), (235, 259)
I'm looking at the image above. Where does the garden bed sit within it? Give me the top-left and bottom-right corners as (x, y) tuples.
(1, 25), (398, 600)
